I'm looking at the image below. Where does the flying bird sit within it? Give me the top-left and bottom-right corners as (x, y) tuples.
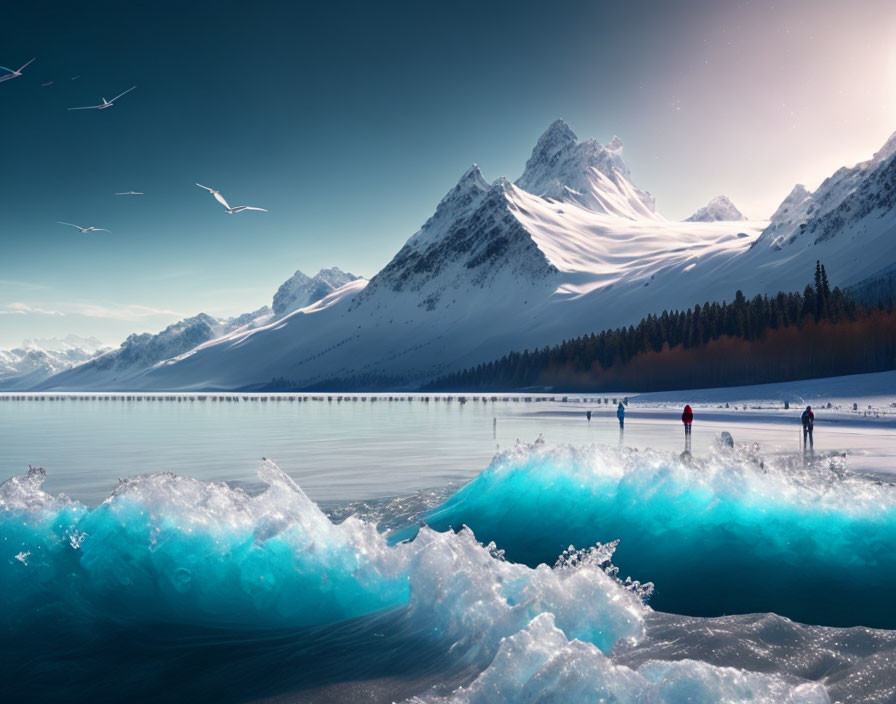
(68, 85), (136, 111)
(0, 58), (36, 84)
(56, 221), (110, 233)
(196, 183), (267, 214)
(115, 191), (143, 196)
(41, 81), (54, 87)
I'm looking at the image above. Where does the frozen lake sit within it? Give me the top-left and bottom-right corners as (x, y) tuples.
(2, 391), (895, 505)
(5, 389), (896, 703)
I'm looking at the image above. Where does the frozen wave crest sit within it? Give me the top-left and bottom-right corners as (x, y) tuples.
(415, 441), (896, 627)
(1, 460), (644, 644)
(2, 460), (407, 628)
(407, 614), (828, 704)
(0, 459), (840, 702)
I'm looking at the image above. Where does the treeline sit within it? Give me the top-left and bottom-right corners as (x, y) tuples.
(425, 263), (896, 392)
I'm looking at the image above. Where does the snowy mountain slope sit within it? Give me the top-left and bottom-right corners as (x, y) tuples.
(717, 129), (896, 295)
(46, 314), (232, 388)
(753, 130), (896, 252)
(34, 122), (896, 391)
(39, 270), (360, 390)
(685, 195), (745, 222)
(0, 342), (108, 390)
(272, 267), (359, 317)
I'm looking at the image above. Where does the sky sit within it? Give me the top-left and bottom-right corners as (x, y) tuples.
(1, 0), (895, 348)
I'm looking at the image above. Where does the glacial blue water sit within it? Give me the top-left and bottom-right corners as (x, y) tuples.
(415, 442), (896, 628)
(3, 394), (896, 703)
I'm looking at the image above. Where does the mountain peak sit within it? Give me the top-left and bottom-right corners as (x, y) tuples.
(516, 120), (658, 219)
(460, 163), (485, 181)
(770, 184), (812, 222)
(539, 118), (578, 146)
(272, 267), (359, 317)
(406, 164), (491, 251)
(873, 130), (896, 164)
(685, 195), (746, 222)
(521, 120), (578, 178)
(314, 267), (359, 289)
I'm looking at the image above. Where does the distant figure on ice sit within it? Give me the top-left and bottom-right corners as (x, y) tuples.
(616, 402), (625, 428)
(682, 404), (693, 453)
(681, 405), (693, 436)
(586, 410), (592, 422)
(801, 406), (814, 449)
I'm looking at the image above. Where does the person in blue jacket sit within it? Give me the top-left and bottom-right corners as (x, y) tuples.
(617, 402), (625, 428)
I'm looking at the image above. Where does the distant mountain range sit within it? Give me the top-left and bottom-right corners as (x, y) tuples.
(0, 269), (360, 389)
(22, 120), (896, 391)
(0, 337), (108, 391)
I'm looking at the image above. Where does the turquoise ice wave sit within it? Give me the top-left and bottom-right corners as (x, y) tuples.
(1, 462), (408, 629)
(418, 442), (896, 628)
(0, 460), (830, 703)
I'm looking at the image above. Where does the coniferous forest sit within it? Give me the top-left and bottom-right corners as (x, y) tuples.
(425, 263), (896, 392)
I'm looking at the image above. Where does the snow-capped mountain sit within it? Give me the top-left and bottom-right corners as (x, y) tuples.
(0, 341), (108, 390)
(48, 314), (232, 388)
(38, 268), (361, 389)
(21, 334), (107, 354)
(732, 128), (896, 293)
(272, 267), (359, 317)
(685, 195), (745, 222)
(33, 121), (896, 391)
(515, 120), (659, 219)
(752, 134), (896, 252)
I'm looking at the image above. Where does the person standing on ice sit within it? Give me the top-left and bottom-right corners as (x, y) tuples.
(681, 404), (693, 441)
(617, 402), (625, 428)
(801, 406), (814, 449)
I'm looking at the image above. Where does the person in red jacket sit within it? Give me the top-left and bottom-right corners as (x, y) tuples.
(681, 404), (694, 438)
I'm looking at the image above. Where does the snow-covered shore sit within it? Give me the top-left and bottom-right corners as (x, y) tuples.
(630, 370), (896, 424)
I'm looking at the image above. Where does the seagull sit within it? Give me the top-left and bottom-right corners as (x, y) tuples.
(115, 191), (143, 196)
(68, 85), (136, 111)
(196, 183), (267, 214)
(57, 221), (110, 233)
(41, 81), (54, 87)
(0, 58), (36, 84)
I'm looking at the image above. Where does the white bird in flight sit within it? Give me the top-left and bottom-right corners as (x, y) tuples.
(0, 58), (36, 84)
(68, 85), (136, 111)
(57, 221), (110, 233)
(196, 183), (267, 214)
(115, 191), (143, 196)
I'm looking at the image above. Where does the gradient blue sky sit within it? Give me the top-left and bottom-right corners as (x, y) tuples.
(2, 0), (895, 347)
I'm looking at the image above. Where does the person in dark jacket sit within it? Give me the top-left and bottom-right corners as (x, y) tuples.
(681, 404), (693, 436)
(616, 402), (625, 428)
(801, 406), (814, 449)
